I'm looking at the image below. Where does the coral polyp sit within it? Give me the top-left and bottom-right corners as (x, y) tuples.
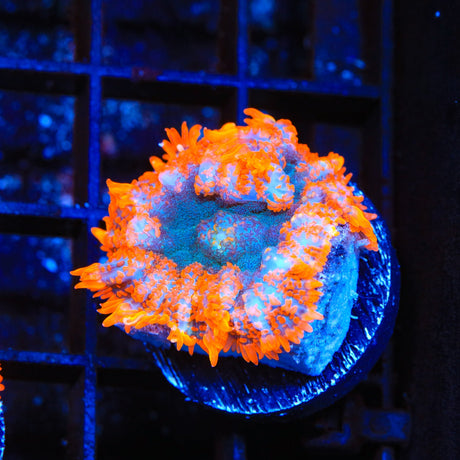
(71, 108), (378, 372)
(0, 364), (3, 397)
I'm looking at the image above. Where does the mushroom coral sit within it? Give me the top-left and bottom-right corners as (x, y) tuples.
(71, 109), (378, 369)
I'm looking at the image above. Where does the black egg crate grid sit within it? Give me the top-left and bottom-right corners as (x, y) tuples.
(0, 0), (399, 458)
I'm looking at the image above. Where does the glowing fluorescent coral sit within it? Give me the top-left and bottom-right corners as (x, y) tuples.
(0, 364), (3, 397)
(71, 108), (378, 372)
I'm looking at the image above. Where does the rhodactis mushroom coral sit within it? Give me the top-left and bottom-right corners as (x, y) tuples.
(72, 108), (378, 375)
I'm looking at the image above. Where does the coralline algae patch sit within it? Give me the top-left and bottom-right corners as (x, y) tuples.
(71, 108), (378, 370)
